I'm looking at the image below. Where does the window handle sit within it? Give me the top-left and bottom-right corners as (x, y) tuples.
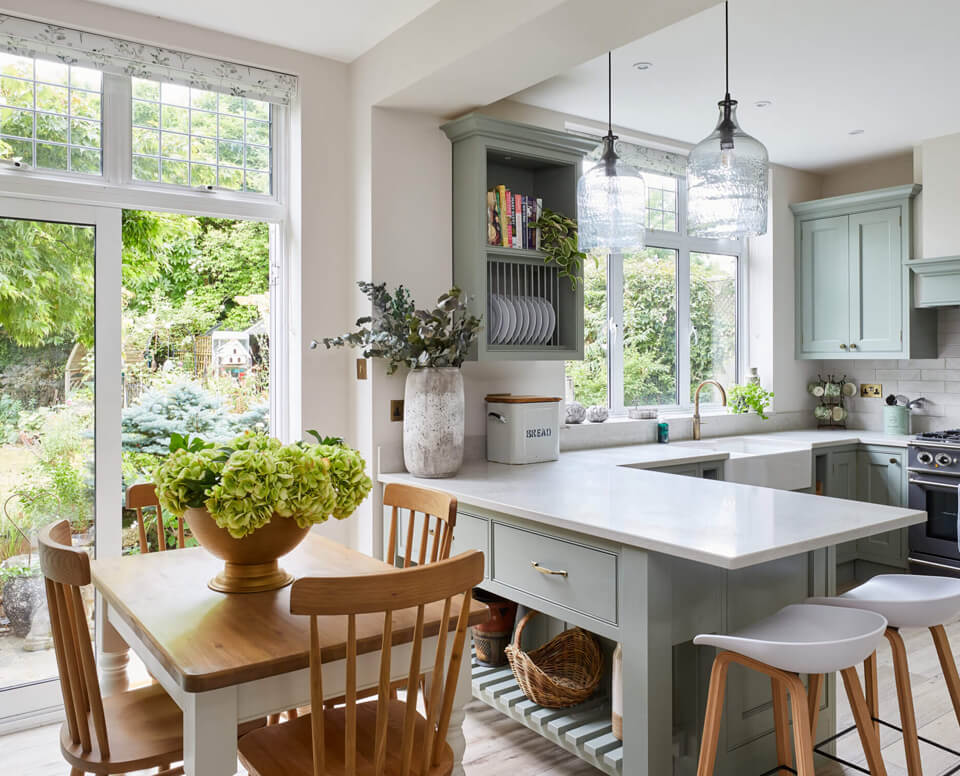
(607, 318), (619, 347)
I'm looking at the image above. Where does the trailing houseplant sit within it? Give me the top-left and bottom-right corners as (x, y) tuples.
(322, 282), (482, 478)
(531, 208), (590, 291)
(152, 430), (372, 592)
(728, 382), (775, 420)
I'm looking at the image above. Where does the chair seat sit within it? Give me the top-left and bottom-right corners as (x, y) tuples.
(693, 604), (887, 674)
(808, 573), (960, 629)
(239, 699), (455, 776)
(60, 683), (183, 774)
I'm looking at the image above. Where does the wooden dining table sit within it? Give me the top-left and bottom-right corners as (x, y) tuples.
(91, 533), (488, 776)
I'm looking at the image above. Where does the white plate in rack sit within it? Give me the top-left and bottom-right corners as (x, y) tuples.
(542, 298), (556, 344)
(503, 295), (520, 344)
(488, 296), (502, 344)
(513, 296), (529, 344)
(493, 295), (511, 344)
(536, 297), (551, 343)
(524, 297), (542, 345)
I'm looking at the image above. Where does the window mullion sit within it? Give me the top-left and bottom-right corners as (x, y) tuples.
(608, 252), (625, 413)
(102, 73), (130, 185)
(677, 247), (692, 409)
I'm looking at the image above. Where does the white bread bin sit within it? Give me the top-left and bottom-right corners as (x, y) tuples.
(485, 394), (561, 464)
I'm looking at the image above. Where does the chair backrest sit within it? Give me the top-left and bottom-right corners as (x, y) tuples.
(383, 483), (457, 568)
(38, 520), (109, 758)
(290, 550), (483, 776)
(127, 482), (183, 553)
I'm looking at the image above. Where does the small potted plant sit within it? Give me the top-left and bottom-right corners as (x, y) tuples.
(321, 282), (481, 478)
(152, 430), (372, 593)
(728, 382), (775, 420)
(531, 208), (589, 291)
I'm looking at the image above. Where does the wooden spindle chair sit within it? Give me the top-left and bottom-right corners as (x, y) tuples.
(127, 483), (184, 553)
(384, 483), (457, 569)
(39, 519), (185, 776)
(238, 550), (484, 776)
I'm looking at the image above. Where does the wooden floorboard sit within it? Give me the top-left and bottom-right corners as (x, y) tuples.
(5, 619), (960, 775)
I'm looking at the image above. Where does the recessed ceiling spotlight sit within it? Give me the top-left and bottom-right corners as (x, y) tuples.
(848, 129), (865, 135)
(632, 61), (653, 71)
(754, 100), (773, 108)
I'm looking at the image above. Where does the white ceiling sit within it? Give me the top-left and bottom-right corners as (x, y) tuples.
(511, 0), (960, 172)
(86, 0), (442, 62)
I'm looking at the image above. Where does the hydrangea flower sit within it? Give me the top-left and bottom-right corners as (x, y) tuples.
(316, 444), (374, 520)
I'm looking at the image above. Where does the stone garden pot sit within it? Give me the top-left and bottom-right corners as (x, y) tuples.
(183, 507), (310, 594)
(2, 574), (44, 638)
(403, 367), (464, 478)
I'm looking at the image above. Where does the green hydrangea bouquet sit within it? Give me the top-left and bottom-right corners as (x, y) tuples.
(153, 430), (373, 539)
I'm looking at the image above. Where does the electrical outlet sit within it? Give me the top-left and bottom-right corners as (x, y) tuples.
(390, 399), (404, 422)
(860, 383), (882, 398)
(356, 358), (367, 380)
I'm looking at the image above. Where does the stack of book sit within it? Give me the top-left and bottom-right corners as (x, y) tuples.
(487, 185), (542, 250)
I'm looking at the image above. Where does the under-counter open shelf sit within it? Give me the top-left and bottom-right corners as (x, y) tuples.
(471, 649), (623, 775)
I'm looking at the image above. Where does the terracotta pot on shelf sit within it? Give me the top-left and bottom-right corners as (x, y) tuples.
(471, 589), (518, 666)
(183, 507), (309, 594)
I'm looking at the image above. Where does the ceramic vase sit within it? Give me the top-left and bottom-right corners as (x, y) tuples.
(403, 367), (464, 478)
(182, 507), (310, 594)
(2, 574), (43, 637)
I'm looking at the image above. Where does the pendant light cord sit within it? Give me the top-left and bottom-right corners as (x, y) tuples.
(608, 51), (612, 133)
(724, 1), (730, 99)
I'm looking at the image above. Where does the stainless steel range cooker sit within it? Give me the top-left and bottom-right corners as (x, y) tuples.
(908, 430), (960, 576)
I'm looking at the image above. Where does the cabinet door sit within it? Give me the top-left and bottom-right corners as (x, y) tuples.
(849, 208), (902, 353)
(799, 216), (850, 354)
(827, 450), (859, 563)
(856, 449), (906, 565)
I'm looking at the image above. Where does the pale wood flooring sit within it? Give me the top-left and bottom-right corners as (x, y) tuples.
(5, 620), (960, 775)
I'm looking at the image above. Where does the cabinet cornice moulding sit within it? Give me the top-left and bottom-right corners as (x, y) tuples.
(789, 184), (921, 218)
(441, 113), (598, 156)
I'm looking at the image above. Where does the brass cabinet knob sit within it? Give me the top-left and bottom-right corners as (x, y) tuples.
(840, 344), (847, 350)
(850, 343), (858, 349)
(890, 458), (898, 464)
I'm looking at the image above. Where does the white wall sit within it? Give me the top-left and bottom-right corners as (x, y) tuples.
(819, 153), (913, 198)
(919, 132), (960, 258)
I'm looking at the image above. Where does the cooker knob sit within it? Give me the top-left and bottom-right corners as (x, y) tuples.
(936, 452), (955, 467)
(918, 451), (934, 464)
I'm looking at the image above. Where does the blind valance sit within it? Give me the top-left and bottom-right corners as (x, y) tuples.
(584, 137), (686, 178)
(0, 14), (297, 104)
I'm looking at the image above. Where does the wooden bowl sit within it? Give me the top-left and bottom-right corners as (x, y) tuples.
(183, 507), (310, 594)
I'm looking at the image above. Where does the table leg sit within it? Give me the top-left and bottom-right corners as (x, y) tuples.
(621, 547), (673, 776)
(183, 686), (239, 776)
(96, 598), (130, 696)
(446, 645), (473, 776)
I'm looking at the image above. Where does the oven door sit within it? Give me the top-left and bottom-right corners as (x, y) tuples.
(908, 473), (960, 575)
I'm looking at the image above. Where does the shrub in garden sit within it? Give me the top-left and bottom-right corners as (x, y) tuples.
(121, 382), (268, 456)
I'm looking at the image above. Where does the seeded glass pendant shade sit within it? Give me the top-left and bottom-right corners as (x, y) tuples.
(687, 2), (769, 238)
(577, 52), (646, 253)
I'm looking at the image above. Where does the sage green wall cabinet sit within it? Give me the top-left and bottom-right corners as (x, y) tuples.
(441, 114), (596, 361)
(791, 185), (936, 360)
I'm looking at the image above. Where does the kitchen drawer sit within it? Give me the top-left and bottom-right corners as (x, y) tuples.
(452, 511), (490, 577)
(490, 522), (618, 624)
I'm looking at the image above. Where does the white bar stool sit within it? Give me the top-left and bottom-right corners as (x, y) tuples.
(694, 604), (888, 776)
(809, 573), (960, 776)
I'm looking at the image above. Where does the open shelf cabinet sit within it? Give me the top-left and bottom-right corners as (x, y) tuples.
(471, 649), (622, 775)
(442, 113), (597, 361)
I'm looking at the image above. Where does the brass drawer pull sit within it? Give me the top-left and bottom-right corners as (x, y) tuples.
(531, 561), (568, 577)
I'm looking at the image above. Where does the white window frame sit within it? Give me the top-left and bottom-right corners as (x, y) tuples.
(600, 173), (748, 415)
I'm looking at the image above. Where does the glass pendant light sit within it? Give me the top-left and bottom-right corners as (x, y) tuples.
(577, 52), (646, 253)
(687, 2), (769, 238)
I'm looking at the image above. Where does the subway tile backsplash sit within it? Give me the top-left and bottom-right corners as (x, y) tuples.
(818, 307), (960, 432)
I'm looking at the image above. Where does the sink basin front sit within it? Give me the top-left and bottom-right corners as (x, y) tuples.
(675, 436), (812, 490)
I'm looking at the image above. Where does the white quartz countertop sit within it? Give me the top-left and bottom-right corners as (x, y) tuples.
(378, 431), (924, 570)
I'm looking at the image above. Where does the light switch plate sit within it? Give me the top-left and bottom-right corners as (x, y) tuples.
(356, 358), (367, 380)
(390, 399), (404, 422)
(860, 383), (882, 398)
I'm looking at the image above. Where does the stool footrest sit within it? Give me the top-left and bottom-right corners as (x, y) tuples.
(813, 717), (960, 776)
(758, 767), (796, 776)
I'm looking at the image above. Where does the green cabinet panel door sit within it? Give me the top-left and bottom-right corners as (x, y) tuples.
(856, 449), (907, 567)
(799, 215), (850, 355)
(850, 208), (902, 353)
(826, 449), (859, 563)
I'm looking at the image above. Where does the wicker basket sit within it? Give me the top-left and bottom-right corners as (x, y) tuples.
(504, 610), (603, 708)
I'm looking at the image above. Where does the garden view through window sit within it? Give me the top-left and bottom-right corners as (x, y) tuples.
(0, 210), (270, 692)
(565, 167), (740, 412)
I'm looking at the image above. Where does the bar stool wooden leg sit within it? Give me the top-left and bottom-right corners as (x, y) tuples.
(886, 629), (922, 776)
(931, 623), (960, 727)
(696, 653), (733, 776)
(864, 650), (880, 737)
(807, 673), (824, 734)
(785, 674), (817, 776)
(771, 677), (793, 771)
(841, 666), (888, 776)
